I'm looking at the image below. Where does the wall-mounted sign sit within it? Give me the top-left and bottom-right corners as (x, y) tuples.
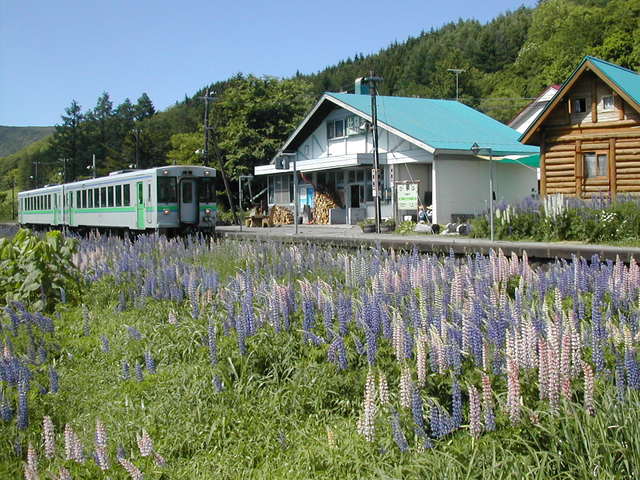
(397, 182), (419, 210)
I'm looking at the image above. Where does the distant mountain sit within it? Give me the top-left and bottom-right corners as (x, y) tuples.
(0, 126), (54, 157)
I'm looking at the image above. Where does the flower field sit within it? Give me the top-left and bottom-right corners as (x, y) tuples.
(1, 233), (640, 479)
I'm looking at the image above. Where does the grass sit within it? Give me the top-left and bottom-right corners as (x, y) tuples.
(1, 236), (640, 479)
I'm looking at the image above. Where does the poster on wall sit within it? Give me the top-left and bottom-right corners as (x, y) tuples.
(396, 182), (419, 210)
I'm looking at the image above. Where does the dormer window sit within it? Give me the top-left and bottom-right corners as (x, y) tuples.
(601, 95), (614, 111)
(572, 98), (587, 113)
(327, 119), (345, 139)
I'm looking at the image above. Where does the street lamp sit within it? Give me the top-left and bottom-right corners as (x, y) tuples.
(471, 143), (495, 242)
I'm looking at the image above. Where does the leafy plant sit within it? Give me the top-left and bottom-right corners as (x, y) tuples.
(0, 229), (82, 311)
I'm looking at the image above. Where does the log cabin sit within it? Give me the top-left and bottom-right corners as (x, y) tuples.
(520, 56), (640, 198)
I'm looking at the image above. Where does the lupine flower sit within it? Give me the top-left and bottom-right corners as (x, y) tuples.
(207, 321), (217, 367)
(58, 466), (72, 480)
(27, 442), (37, 472)
(137, 429), (154, 457)
(17, 380), (28, 430)
(43, 416), (55, 459)
(506, 355), (521, 424)
(411, 389), (425, 431)
(100, 335), (110, 353)
(399, 366), (412, 409)
(357, 370), (377, 442)
(118, 457), (144, 480)
(167, 310), (178, 325)
(95, 419), (109, 470)
(389, 409), (408, 452)
(121, 361), (130, 380)
(135, 362), (144, 382)
(212, 375), (224, 393)
(64, 424), (84, 463)
(468, 385), (482, 438)
(153, 452), (167, 466)
(582, 361), (595, 415)
(378, 371), (389, 405)
(451, 378), (462, 429)
(144, 351), (156, 374)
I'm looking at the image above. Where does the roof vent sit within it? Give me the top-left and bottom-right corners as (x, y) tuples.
(355, 77), (369, 95)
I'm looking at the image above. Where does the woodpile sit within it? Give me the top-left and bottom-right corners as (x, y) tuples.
(268, 205), (294, 225)
(313, 192), (338, 224)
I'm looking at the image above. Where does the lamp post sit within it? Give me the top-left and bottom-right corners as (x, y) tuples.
(238, 174), (253, 232)
(132, 128), (142, 169)
(471, 143), (494, 241)
(447, 68), (465, 101)
(365, 72), (383, 234)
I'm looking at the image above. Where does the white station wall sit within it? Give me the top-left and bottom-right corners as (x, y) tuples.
(433, 156), (537, 224)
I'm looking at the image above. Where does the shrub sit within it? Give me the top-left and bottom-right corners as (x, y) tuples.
(0, 229), (82, 311)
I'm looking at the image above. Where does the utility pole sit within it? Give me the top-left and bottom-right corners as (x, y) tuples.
(447, 68), (465, 101)
(10, 176), (15, 220)
(199, 90), (238, 225)
(132, 128), (142, 169)
(366, 72), (383, 234)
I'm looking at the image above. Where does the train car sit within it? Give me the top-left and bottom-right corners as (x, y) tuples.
(18, 165), (217, 234)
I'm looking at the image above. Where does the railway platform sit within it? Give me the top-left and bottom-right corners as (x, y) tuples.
(217, 224), (640, 263)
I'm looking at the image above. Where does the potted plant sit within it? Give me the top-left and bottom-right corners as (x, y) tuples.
(359, 218), (375, 233)
(380, 218), (396, 233)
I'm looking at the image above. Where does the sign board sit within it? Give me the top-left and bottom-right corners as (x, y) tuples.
(389, 165), (395, 188)
(371, 168), (380, 197)
(397, 182), (419, 210)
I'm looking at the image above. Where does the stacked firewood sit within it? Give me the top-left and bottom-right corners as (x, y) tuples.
(313, 192), (338, 224)
(268, 205), (294, 225)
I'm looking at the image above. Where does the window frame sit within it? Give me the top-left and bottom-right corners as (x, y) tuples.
(583, 151), (609, 179)
(601, 95), (614, 112)
(572, 97), (587, 113)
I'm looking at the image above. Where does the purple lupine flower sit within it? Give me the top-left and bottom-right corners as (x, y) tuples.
(468, 384), (482, 438)
(144, 351), (156, 374)
(121, 360), (130, 380)
(615, 352), (626, 402)
(137, 429), (154, 457)
(100, 335), (110, 353)
(127, 326), (142, 341)
(429, 401), (442, 439)
(327, 336), (348, 370)
(481, 373), (495, 432)
(0, 390), (14, 421)
(389, 409), (408, 452)
(212, 375), (224, 393)
(17, 380), (28, 430)
(451, 377), (462, 429)
(411, 389), (424, 431)
(95, 418), (109, 470)
(135, 362), (144, 382)
(207, 321), (217, 367)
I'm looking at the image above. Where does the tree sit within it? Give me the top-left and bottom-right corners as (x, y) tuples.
(50, 100), (86, 182)
(135, 93), (155, 121)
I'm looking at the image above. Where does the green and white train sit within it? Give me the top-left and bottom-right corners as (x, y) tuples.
(18, 165), (217, 234)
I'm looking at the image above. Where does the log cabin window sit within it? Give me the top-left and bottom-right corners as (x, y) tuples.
(601, 95), (614, 111)
(584, 152), (608, 178)
(572, 98), (587, 113)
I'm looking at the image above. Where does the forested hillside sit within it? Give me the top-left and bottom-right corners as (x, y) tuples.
(1, 0), (639, 204)
(0, 126), (54, 157)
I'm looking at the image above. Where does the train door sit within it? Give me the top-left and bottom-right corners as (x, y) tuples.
(136, 182), (145, 229)
(67, 192), (74, 226)
(180, 178), (197, 224)
(53, 193), (59, 225)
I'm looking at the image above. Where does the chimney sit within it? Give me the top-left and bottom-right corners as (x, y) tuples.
(354, 77), (369, 95)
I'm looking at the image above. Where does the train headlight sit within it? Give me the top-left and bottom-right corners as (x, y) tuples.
(204, 208), (211, 215)
(162, 169), (169, 175)
(163, 209), (170, 215)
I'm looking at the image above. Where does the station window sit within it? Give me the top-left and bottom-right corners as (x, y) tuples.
(100, 187), (107, 207)
(108, 186), (114, 207)
(115, 185), (122, 206)
(124, 184), (131, 206)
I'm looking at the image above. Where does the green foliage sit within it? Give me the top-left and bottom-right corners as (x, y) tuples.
(0, 126), (54, 158)
(0, 229), (82, 311)
(395, 220), (417, 235)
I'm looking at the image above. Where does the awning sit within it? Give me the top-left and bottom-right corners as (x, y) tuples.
(254, 153), (384, 176)
(474, 153), (539, 169)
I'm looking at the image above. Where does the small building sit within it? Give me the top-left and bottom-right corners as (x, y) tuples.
(255, 81), (538, 224)
(520, 56), (640, 198)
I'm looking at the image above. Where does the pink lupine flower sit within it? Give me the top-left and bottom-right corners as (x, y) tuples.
(118, 457), (144, 480)
(27, 442), (37, 472)
(416, 333), (427, 387)
(481, 373), (495, 431)
(538, 339), (549, 401)
(137, 429), (154, 457)
(357, 369), (377, 442)
(582, 361), (595, 416)
(468, 385), (482, 439)
(378, 371), (389, 405)
(560, 333), (572, 400)
(399, 365), (412, 409)
(58, 467), (72, 480)
(42, 416), (55, 459)
(506, 355), (522, 424)
(95, 419), (109, 470)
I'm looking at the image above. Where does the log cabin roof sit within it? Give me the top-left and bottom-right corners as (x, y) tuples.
(520, 56), (640, 145)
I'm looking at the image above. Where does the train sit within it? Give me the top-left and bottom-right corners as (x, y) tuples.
(17, 165), (217, 234)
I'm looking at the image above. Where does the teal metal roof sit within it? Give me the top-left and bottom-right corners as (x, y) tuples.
(326, 92), (539, 156)
(585, 56), (640, 107)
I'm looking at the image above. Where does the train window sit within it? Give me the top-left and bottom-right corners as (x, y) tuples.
(198, 177), (216, 203)
(124, 184), (131, 206)
(82, 190), (87, 208)
(148, 184), (151, 202)
(108, 186), (114, 207)
(47, 195), (51, 210)
(100, 187), (106, 207)
(37, 196), (41, 210)
(93, 189), (99, 208)
(76, 191), (81, 208)
(88, 189), (93, 208)
(115, 185), (122, 206)
(182, 181), (192, 203)
(157, 177), (177, 203)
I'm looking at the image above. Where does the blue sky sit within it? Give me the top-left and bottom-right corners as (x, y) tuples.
(0, 0), (536, 127)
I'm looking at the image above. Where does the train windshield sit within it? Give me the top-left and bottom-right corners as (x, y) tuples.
(198, 177), (216, 203)
(157, 177), (177, 203)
